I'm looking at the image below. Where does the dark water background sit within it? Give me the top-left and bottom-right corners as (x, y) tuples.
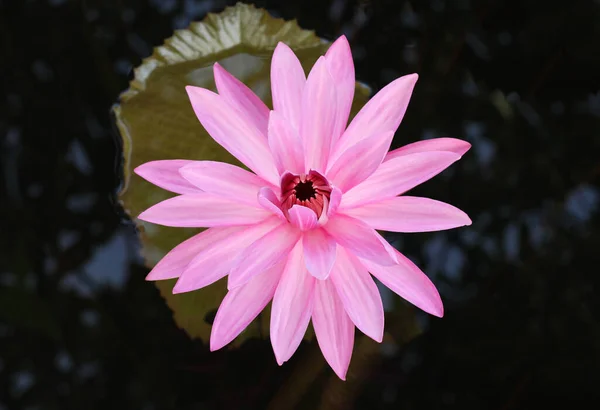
(2, 0), (600, 408)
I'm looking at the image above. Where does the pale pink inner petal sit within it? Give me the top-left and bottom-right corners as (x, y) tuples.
(330, 247), (384, 342)
(303, 228), (337, 280)
(360, 252), (444, 317)
(213, 63), (270, 135)
(270, 241), (315, 365)
(342, 196), (472, 233)
(134, 160), (199, 194)
(185, 86), (278, 185)
(324, 35), (355, 145)
(179, 161), (273, 207)
(385, 137), (471, 161)
(228, 223), (301, 289)
(210, 261), (284, 351)
(268, 110), (304, 175)
(340, 151), (461, 209)
(312, 278), (355, 380)
(327, 187), (342, 219)
(288, 205), (318, 231)
(257, 187), (286, 221)
(323, 214), (397, 266)
(172, 217), (281, 293)
(138, 193), (271, 228)
(300, 56), (338, 173)
(270, 42), (306, 131)
(146, 226), (245, 281)
(326, 131), (394, 193)
(333, 73), (418, 159)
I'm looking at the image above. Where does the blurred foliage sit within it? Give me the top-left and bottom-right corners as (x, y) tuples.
(1, 0), (600, 409)
(114, 2), (371, 343)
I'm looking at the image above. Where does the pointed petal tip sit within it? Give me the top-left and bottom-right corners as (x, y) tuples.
(327, 355), (351, 380)
(274, 350), (288, 366)
(407, 72), (419, 82)
(439, 138), (472, 158)
(136, 208), (150, 222)
(137, 206), (169, 225)
(184, 84), (212, 99)
(171, 282), (188, 294)
(132, 163), (145, 177)
(273, 41), (295, 57)
(461, 140), (472, 155)
(144, 271), (159, 281)
(184, 85), (201, 101)
(423, 294), (444, 318)
(331, 365), (348, 380)
(132, 161), (162, 178)
(212, 62), (231, 82)
(453, 207), (473, 228)
(212, 63), (225, 81)
(430, 297), (445, 317)
(209, 336), (226, 352)
(329, 34), (350, 49)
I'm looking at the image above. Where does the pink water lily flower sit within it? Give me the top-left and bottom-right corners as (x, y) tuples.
(135, 35), (471, 380)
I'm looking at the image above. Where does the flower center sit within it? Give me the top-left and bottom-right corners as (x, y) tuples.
(281, 170), (332, 218)
(294, 180), (316, 201)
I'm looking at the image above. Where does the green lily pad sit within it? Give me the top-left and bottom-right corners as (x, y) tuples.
(113, 2), (371, 344)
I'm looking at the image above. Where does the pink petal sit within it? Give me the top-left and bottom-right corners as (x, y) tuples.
(138, 193), (270, 228)
(326, 131), (394, 192)
(146, 226), (244, 281)
(270, 241), (315, 365)
(328, 187), (342, 218)
(228, 223), (301, 289)
(268, 110), (304, 174)
(385, 137), (471, 161)
(312, 278), (354, 380)
(288, 205), (318, 231)
(334, 73), (418, 158)
(325, 35), (355, 144)
(210, 261), (284, 351)
(134, 160), (199, 194)
(318, 187), (342, 226)
(257, 187), (286, 221)
(213, 63), (269, 135)
(303, 228), (337, 279)
(343, 196), (471, 233)
(323, 214), (397, 266)
(330, 247), (384, 342)
(271, 42), (306, 130)
(360, 252), (444, 317)
(179, 161), (271, 207)
(376, 231), (402, 265)
(172, 217), (281, 293)
(185, 86), (278, 185)
(300, 56), (337, 173)
(341, 151), (461, 209)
